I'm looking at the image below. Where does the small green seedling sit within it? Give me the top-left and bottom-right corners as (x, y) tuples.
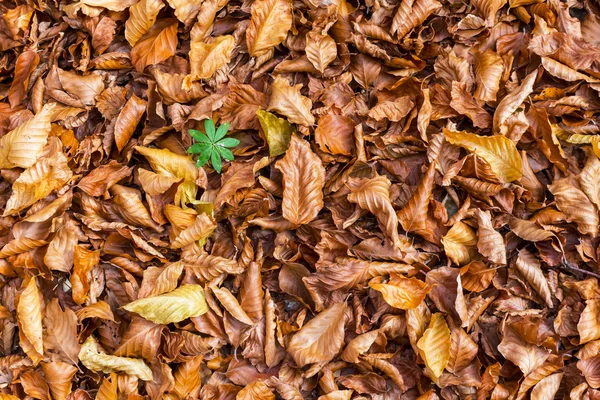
(188, 119), (239, 173)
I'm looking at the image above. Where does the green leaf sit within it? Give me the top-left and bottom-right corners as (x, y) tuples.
(215, 122), (230, 141)
(204, 119), (216, 142)
(189, 130), (211, 144)
(216, 146), (234, 161)
(211, 151), (222, 173)
(187, 143), (212, 154)
(217, 138), (240, 148)
(256, 109), (294, 157)
(196, 150), (212, 167)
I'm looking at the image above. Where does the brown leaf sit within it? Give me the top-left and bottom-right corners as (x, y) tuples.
(17, 278), (44, 357)
(306, 32), (337, 73)
(42, 361), (77, 400)
(287, 302), (348, 367)
(114, 95), (146, 152)
(43, 299), (80, 365)
(114, 317), (163, 361)
(314, 115), (355, 156)
(549, 178), (599, 237)
(246, 0), (292, 56)
(475, 209), (506, 265)
(268, 77), (315, 126)
(275, 135), (325, 225)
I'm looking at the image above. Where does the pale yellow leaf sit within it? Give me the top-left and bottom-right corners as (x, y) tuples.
(78, 336), (153, 381)
(123, 284), (208, 324)
(417, 313), (451, 379)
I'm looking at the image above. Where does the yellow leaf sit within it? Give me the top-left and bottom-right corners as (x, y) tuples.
(78, 336), (152, 381)
(131, 19), (178, 72)
(3, 151), (72, 216)
(236, 381), (275, 400)
(125, 0), (165, 46)
(246, 0), (292, 56)
(257, 109), (294, 157)
(268, 76), (315, 126)
(123, 284), (208, 324)
(417, 313), (451, 379)
(305, 32), (337, 73)
(287, 302), (348, 366)
(0, 103), (54, 169)
(275, 135), (325, 225)
(370, 274), (431, 310)
(441, 221), (478, 266)
(135, 146), (198, 207)
(444, 129), (523, 182)
(17, 278), (44, 356)
(184, 35), (235, 87)
(165, 0), (203, 24)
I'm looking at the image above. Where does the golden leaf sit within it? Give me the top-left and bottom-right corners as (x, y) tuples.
(184, 35), (235, 87)
(125, 0), (165, 46)
(96, 373), (117, 400)
(287, 302), (348, 367)
(549, 179), (599, 237)
(123, 284), (208, 324)
(0, 103), (54, 169)
(475, 209), (506, 265)
(578, 299), (600, 344)
(460, 261), (496, 292)
(441, 221), (478, 266)
(446, 328), (478, 373)
(171, 213), (216, 249)
(474, 49), (504, 102)
(369, 274), (431, 310)
(3, 151), (72, 216)
(114, 95), (146, 152)
(76, 301), (115, 322)
(70, 245), (100, 305)
(171, 356), (202, 399)
(165, 0), (203, 24)
(341, 330), (382, 363)
(212, 286), (254, 325)
(246, 0), (292, 56)
(130, 19), (178, 72)
(236, 381), (275, 400)
(305, 32), (337, 73)
(367, 96), (415, 122)
(530, 373), (563, 400)
(78, 336), (153, 381)
(417, 313), (451, 379)
(137, 168), (182, 196)
(391, 0), (441, 38)
(579, 153), (600, 209)
(17, 278), (44, 356)
(268, 76), (315, 126)
(444, 129), (523, 182)
(257, 109), (294, 157)
(493, 70), (537, 130)
(135, 146), (198, 207)
(44, 226), (77, 273)
(275, 135), (325, 225)
(41, 361), (77, 400)
(111, 184), (161, 230)
(348, 174), (401, 248)
(56, 69), (105, 107)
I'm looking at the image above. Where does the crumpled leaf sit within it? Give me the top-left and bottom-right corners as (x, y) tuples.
(184, 35), (235, 87)
(268, 77), (315, 126)
(123, 284), (208, 324)
(370, 274), (430, 310)
(78, 336), (153, 381)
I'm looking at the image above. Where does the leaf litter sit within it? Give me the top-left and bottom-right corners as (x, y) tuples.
(0, 0), (600, 398)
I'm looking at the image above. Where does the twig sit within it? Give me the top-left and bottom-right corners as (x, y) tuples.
(562, 258), (600, 280)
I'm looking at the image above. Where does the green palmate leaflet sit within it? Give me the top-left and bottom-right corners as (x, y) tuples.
(187, 119), (239, 173)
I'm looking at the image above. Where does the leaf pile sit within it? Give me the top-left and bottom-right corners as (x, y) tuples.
(0, 0), (600, 398)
